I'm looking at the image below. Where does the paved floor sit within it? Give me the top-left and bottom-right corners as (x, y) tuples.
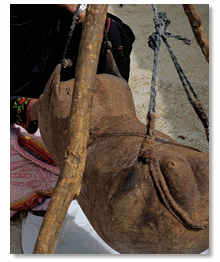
(10, 216), (23, 254)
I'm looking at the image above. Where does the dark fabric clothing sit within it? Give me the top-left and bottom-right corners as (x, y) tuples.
(10, 4), (135, 127)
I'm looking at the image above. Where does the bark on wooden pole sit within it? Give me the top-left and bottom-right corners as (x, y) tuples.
(33, 4), (108, 254)
(183, 4), (209, 63)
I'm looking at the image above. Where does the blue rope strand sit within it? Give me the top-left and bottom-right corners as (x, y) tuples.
(148, 4), (199, 115)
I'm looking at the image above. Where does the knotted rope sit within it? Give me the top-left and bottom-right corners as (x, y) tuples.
(138, 5), (209, 230)
(140, 5), (209, 163)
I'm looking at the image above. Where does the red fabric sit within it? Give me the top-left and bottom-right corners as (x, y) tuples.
(18, 135), (56, 166)
(11, 190), (53, 211)
(106, 17), (111, 34)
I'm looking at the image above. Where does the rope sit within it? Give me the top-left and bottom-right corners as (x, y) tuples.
(148, 5), (195, 114)
(147, 4), (209, 141)
(139, 5), (209, 229)
(148, 33), (160, 113)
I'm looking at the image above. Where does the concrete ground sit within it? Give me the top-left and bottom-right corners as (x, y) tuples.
(10, 215), (24, 254)
(10, 4), (209, 254)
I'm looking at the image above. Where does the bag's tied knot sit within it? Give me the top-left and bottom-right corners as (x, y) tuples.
(139, 113), (156, 164)
(139, 135), (155, 164)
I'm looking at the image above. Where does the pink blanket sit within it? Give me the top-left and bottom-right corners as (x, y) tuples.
(10, 124), (60, 218)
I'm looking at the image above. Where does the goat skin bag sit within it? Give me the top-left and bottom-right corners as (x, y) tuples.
(38, 65), (209, 254)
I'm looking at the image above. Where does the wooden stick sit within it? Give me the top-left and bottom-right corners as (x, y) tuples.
(33, 4), (108, 254)
(183, 4), (209, 63)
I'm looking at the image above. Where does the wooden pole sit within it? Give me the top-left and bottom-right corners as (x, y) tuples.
(183, 4), (209, 63)
(33, 4), (108, 254)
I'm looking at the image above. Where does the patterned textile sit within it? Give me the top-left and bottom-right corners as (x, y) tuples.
(10, 124), (60, 217)
(11, 97), (38, 134)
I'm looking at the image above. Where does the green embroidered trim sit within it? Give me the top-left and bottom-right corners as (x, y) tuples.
(12, 97), (32, 129)
(12, 97), (38, 134)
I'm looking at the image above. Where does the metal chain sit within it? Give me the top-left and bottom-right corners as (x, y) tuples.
(61, 4), (81, 66)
